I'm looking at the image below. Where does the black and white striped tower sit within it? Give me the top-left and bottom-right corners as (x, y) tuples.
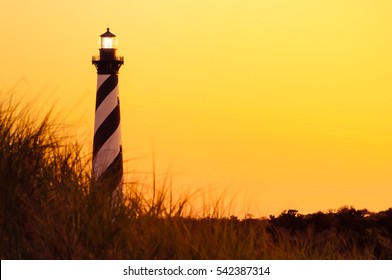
(92, 28), (124, 201)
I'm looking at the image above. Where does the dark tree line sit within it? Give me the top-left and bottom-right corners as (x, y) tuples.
(267, 207), (392, 259)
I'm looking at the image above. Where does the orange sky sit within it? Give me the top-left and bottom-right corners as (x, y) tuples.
(1, 0), (392, 217)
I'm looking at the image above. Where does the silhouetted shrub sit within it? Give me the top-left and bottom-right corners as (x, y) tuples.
(269, 209), (306, 233)
(305, 211), (335, 233)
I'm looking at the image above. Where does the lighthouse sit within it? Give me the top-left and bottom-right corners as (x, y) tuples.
(92, 28), (124, 202)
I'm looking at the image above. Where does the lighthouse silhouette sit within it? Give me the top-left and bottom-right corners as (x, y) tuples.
(92, 28), (124, 202)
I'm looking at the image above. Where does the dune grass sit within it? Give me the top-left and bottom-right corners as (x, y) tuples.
(1, 95), (391, 259)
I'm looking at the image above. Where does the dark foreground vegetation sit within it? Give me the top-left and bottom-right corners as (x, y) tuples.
(1, 96), (392, 259)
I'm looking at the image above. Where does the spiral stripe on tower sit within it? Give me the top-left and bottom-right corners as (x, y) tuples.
(92, 74), (123, 196)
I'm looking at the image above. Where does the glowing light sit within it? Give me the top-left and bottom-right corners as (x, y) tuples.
(102, 37), (114, 49)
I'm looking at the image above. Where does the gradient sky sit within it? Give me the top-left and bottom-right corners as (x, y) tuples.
(1, 0), (391, 217)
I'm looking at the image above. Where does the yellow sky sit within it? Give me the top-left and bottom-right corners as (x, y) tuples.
(1, 0), (392, 216)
